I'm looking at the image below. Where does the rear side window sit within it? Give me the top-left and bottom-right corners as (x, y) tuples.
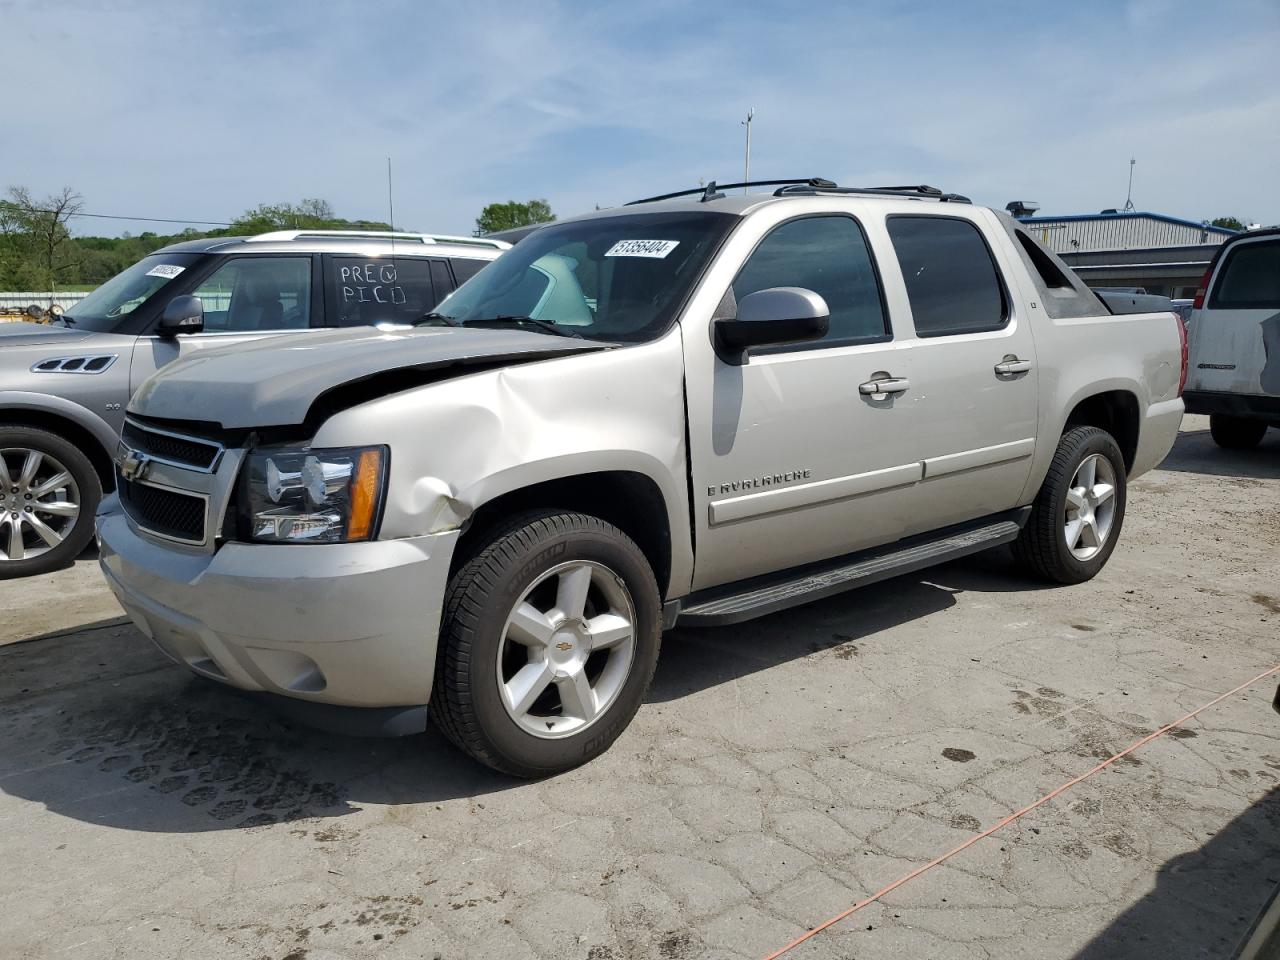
(1210, 239), (1280, 309)
(732, 215), (889, 347)
(328, 257), (436, 327)
(888, 216), (1008, 337)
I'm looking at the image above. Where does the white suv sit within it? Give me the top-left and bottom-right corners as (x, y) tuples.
(1183, 227), (1280, 447)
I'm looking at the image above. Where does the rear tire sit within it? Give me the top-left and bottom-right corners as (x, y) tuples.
(432, 510), (662, 778)
(1209, 414), (1268, 449)
(0, 426), (101, 579)
(1013, 426), (1127, 585)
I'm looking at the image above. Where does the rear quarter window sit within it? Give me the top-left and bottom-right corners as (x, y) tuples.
(450, 258), (490, 285)
(1210, 238), (1280, 309)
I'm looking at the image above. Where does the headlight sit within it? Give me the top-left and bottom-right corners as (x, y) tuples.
(242, 445), (387, 543)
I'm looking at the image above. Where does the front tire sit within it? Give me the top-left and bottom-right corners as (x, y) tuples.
(432, 510), (662, 777)
(1209, 414), (1268, 450)
(0, 426), (101, 579)
(1013, 426), (1127, 585)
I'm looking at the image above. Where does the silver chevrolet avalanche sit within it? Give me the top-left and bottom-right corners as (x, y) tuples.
(96, 179), (1186, 776)
(0, 230), (507, 577)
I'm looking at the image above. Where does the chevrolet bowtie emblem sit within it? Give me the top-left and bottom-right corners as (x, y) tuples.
(118, 449), (151, 482)
(555, 642), (574, 652)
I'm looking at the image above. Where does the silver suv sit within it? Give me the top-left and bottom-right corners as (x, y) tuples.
(0, 230), (508, 577)
(97, 179), (1185, 776)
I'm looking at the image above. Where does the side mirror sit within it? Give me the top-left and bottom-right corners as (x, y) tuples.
(713, 287), (829, 365)
(157, 295), (204, 337)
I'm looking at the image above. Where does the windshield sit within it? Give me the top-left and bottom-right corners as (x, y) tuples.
(64, 253), (201, 332)
(436, 211), (737, 342)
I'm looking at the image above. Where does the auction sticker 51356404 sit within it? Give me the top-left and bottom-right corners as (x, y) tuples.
(604, 239), (680, 258)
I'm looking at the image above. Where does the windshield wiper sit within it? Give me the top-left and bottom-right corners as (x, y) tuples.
(460, 315), (583, 339)
(412, 311), (460, 327)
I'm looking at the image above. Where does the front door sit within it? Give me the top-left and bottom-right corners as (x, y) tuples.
(130, 255), (320, 394)
(684, 212), (922, 590)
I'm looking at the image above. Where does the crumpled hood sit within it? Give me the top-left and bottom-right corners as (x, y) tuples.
(129, 326), (608, 428)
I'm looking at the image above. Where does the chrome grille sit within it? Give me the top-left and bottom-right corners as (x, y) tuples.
(118, 477), (207, 544)
(121, 419), (223, 471)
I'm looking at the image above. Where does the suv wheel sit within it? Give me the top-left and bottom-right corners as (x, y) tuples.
(432, 510), (662, 777)
(1209, 414), (1268, 450)
(0, 426), (102, 579)
(1013, 426), (1127, 585)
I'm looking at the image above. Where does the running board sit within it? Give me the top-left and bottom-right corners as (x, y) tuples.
(676, 517), (1023, 627)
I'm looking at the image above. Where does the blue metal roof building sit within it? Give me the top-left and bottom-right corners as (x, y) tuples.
(1014, 212), (1239, 298)
(1017, 211), (1237, 254)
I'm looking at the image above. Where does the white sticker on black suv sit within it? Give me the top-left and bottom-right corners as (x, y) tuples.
(604, 239), (680, 259)
(145, 264), (186, 279)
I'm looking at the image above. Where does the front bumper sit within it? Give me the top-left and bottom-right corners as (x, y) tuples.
(97, 495), (459, 718)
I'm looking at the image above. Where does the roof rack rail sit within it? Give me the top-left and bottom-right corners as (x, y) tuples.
(627, 178), (837, 205)
(245, 229), (510, 249)
(774, 183), (971, 203)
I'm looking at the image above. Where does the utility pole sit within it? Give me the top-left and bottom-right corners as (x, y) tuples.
(1123, 157), (1136, 212)
(741, 108), (754, 194)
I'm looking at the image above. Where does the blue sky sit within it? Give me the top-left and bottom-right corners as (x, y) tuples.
(4, 0), (1278, 235)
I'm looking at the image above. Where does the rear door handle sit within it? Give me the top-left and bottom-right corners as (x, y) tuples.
(859, 376), (910, 396)
(994, 357), (1033, 375)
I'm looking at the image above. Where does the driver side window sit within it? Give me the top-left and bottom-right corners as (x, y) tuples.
(191, 257), (312, 332)
(733, 215), (889, 349)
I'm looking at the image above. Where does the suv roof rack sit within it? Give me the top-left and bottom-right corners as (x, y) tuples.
(775, 183), (971, 203)
(627, 178), (970, 206)
(628, 178), (837, 205)
(245, 229), (510, 249)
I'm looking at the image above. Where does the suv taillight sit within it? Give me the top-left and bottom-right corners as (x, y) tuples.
(1192, 267), (1212, 309)
(1176, 312), (1189, 396)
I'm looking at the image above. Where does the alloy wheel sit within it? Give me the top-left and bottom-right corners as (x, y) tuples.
(496, 560), (637, 739)
(1063, 453), (1117, 561)
(0, 447), (81, 563)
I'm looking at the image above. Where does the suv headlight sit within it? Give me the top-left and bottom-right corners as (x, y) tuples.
(242, 445), (387, 543)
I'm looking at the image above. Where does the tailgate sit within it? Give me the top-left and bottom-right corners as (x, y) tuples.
(1186, 234), (1280, 397)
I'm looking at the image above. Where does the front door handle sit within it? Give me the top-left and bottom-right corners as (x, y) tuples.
(994, 357), (1033, 376)
(858, 376), (910, 396)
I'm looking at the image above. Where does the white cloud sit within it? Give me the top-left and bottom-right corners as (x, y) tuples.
(3, 0), (1277, 234)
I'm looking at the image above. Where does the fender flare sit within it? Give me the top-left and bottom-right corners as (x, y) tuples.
(0, 390), (119, 454)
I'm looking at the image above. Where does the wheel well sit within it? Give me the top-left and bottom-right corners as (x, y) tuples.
(1065, 391), (1139, 473)
(453, 472), (673, 596)
(0, 409), (116, 491)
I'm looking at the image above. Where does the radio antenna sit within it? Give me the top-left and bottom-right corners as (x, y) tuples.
(386, 156), (396, 230)
(1123, 157), (1136, 212)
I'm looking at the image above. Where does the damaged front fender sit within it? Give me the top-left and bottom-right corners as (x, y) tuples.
(311, 329), (695, 592)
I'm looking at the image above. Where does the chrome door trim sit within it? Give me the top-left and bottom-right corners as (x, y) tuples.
(709, 461), (923, 526)
(922, 438), (1036, 479)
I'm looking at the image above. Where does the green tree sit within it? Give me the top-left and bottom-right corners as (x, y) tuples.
(0, 186), (84, 292)
(229, 198), (390, 234)
(474, 199), (555, 236)
(1211, 216), (1245, 231)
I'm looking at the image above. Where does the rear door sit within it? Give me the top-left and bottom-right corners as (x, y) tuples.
(881, 212), (1040, 532)
(1186, 234), (1280, 399)
(130, 254), (322, 393)
(323, 255), (442, 327)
